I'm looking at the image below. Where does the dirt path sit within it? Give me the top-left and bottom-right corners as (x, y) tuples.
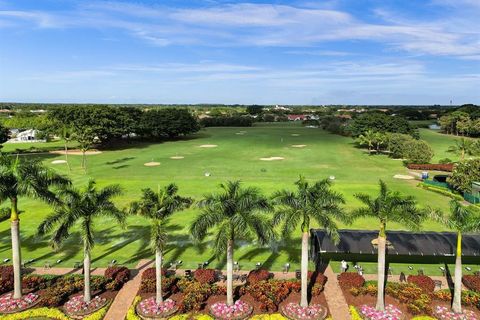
(104, 259), (153, 320)
(323, 265), (351, 320)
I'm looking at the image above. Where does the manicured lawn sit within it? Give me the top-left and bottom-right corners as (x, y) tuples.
(0, 124), (470, 272)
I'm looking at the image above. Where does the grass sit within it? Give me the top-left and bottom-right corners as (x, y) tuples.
(0, 123), (471, 272)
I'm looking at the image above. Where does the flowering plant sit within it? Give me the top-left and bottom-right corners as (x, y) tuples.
(359, 304), (403, 320)
(434, 305), (478, 320)
(210, 300), (253, 320)
(137, 297), (178, 317)
(63, 295), (108, 316)
(0, 292), (39, 313)
(281, 303), (327, 320)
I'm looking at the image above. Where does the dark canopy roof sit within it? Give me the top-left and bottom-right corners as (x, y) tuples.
(311, 229), (480, 257)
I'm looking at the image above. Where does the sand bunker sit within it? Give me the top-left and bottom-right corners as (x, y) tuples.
(50, 150), (102, 155)
(144, 162), (161, 167)
(291, 134), (300, 136)
(170, 156), (184, 160)
(51, 160), (67, 164)
(393, 174), (414, 180)
(235, 132), (245, 135)
(199, 144), (218, 148)
(260, 157), (284, 161)
(291, 144), (307, 148)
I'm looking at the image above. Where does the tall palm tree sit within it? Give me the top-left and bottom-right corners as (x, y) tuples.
(60, 126), (74, 172)
(0, 155), (70, 299)
(38, 180), (124, 303)
(433, 200), (480, 314)
(273, 177), (346, 307)
(447, 138), (479, 160)
(351, 180), (426, 311)
(190, 181), (274, 306)
(129, 184), (192, 304)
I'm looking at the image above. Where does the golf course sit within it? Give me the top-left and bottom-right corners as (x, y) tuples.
(0, 123), (466, 273)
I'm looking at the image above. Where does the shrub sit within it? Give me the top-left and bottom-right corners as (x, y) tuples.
(462, 275), (480, 292)
(407, 275), (435, 293)
(104, 266), (130, 291)
(194, 269), (216, 284)
(0, 307), (69, 320)
(307, 271), (327, 286)
(141, 267), (167, 280)
(240, 280), (292, 312)
(338, 272), (365, 289)
(83, 304), (110, 320)
(403, 140), (434, 164)
(126, 296), (142, 320)
(39, 275), (85, 307)
(140, 276), (177, 294)
(439, 158), (453, 164)
(179, 281), (213, 312)
(247, 269), (271, 284)
(349, 306), (363, 320)
(407, 163), (454, 172)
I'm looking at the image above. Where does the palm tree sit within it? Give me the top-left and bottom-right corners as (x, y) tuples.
(351, 180), (426, 311)
(190, 181), (274, 306)
(38, 180), (124, 303)
(129, 184), (192, 304)
(447, 138), (479, 160)
(0, 155), (70, 299)
(357, 130), (377, 152)
(273, 177), (346, 307)
(59, 126), (74, 172)
(433, 200), (480, 314)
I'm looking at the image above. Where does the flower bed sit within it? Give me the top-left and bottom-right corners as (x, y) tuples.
(209, 300), (253, 320)
(407, 163), (454, 171)
(407, 275), (435, 293)
(338, 272), (365, 289)
(434, 306), (478, 320)
(359, 304), (403, 320)
(0, 292), (40, 314)
(194, 269), (217, 284)
(463, 275), (480, 292)
(136, 297), (178, 319)
(63, 295), (109, 318)
(280, 303), (327, 320)
(247, 269), (271, 284)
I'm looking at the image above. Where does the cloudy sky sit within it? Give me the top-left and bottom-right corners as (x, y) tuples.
(0, 0), (479, 104)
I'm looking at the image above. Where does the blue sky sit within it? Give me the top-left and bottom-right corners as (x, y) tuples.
(0, 0), (479, 105)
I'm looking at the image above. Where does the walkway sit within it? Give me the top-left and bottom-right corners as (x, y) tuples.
(104, 259), (153, 320)
(323, 265), (351, 320)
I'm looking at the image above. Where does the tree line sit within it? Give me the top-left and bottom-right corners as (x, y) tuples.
(1, 155), (479, 314)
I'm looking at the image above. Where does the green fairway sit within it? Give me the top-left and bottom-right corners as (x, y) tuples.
(0, 124), (467, 272)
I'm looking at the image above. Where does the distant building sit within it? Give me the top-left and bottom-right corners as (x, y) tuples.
(287, 114), (307, 121)
(8, 129), (45, 143)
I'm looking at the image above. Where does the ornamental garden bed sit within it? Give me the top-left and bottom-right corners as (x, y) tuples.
(0, 265), (129, 317)
(135, 268), (330, 319)
(340, 272), (480, 319)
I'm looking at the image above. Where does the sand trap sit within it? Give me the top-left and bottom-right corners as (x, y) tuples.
(199, 144), (218, 148)
(144, 162), (161, 167)
(291, 134), (300, 136)
(170, 156), (184, 160)
(260, 157), (284, 161)
(393, 174), (414, 180)
(291, 144), (307, 148)
(235, 132), (245, 135)
(50, 149), (102, 155)
(51, 160), (67, 164)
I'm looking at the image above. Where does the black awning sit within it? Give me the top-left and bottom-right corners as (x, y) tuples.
(311, 229), (480, 257)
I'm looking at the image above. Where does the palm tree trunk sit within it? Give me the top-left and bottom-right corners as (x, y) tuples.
(82, 150), (87, 173)
(64, 140), (71, 172)
(155, 248), (163, 304)
(10, 197), (22, 299)
(84, 248), (91, 303)
(452, 232), (462, 314)
(376, 225), (386, 311)
(300, 231), (309, 307)
(226, 239), (234, 306)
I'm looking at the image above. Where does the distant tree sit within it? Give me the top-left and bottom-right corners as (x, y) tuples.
(129, 185), (192, 304)
(447, 138), (479, 160)
(0, 124), (8, 150)
(139, 109), (200, 138)
(449, 159), (480, 193)
(38, 180), (124, 303)
(347, 113), (416, 137)
(356, 130), (377, 152)
(246, 105), (264, 115)
(200, 116), (253, 127)
(385, 133), (413, 159)
(403, 139), (434, 164)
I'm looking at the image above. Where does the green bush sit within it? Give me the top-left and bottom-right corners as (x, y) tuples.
(0, 307), (69, 320)
(126, 296), (142, 320)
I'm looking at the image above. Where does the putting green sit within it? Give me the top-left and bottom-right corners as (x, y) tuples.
(0, 124), (464, 271)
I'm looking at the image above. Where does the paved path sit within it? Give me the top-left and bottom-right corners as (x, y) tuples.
(104, 259), (153, 320)
(30, 266), (107, 276)
(323, 265), (351, 320)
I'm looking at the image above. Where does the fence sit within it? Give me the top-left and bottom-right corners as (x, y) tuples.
(464, 193), (480, 204)
(422, 179), (450, 189)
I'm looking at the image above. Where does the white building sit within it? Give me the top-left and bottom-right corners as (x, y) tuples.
(8, 129), (45, 143)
